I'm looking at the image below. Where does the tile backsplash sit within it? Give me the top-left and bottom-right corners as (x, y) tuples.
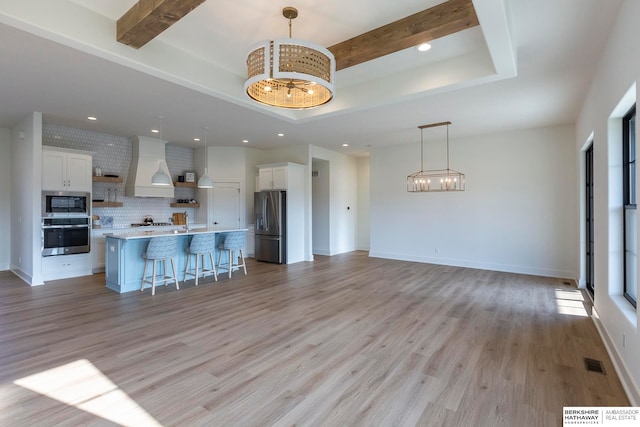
(43, 123), (200, 227)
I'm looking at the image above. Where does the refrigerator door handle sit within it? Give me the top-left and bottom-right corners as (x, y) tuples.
(263, 195), (268, 231)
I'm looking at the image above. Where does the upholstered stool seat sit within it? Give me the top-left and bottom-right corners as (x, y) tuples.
(184, 233), (218, 286)
(140, 236), (179, 295)
(217, 231), (247, 279)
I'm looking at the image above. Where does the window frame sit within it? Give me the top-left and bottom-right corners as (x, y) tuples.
(586, 144), (595, 296)
(623, 104), (637, 308)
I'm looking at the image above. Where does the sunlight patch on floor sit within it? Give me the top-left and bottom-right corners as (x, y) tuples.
(555, 288), (589, 317)
(14, 359), (161, 427)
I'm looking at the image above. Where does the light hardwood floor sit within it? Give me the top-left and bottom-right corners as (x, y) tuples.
(0, 252), (629, 426)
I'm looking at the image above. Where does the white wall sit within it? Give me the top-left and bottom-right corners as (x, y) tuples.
(370, 124), (577, 279)
(0, 128), (11, 270)
(10, 113), (43, 285)
(575, 0), (640, 405)
(357, 156), (370, 251)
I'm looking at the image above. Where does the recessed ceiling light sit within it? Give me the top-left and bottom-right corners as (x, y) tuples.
(342, 143), (349, 147)
(87, 116), (97, 121)
(242, 139), (249, 143)
(277, 133), (284, 137)
(151, 129), (159, 133)
(417, 43), (432, 52)
(194, 137), (201, 142)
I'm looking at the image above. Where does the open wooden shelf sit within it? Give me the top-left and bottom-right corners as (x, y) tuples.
(93, 201), (123, 208)
(93, 176), (123, 183)
(174, 181), (197, 188)
(170, 202), (200, 208)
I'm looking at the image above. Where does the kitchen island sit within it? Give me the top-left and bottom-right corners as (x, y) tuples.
(104, 227), (248, 293)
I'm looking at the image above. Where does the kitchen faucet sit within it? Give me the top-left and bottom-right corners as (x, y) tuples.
(184, 211), (189, 231)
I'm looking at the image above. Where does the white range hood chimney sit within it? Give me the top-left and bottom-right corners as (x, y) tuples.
(125, 136), (175, 198)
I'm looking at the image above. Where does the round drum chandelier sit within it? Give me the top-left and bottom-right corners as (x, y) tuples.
(244, 7), (335, 109)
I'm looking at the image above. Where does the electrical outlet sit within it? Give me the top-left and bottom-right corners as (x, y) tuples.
(18, 256), (21, 264)
(435, 248), (439, 255)
(623, 333), (626, 348)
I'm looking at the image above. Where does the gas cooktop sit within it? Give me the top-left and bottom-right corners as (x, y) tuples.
(130, 222), (172, 227)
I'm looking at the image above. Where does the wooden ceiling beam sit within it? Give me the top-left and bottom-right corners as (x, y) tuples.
(328, 0), (479, 71)
(117, 0), (207, 49)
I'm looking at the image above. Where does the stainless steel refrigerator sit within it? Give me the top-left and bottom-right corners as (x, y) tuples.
(255, 190), (287, 264)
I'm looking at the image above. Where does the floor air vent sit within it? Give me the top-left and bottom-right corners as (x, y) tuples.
(584, 357), (606, 374)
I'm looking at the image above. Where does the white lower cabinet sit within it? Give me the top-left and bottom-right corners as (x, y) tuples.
(42, 253), (92, 281)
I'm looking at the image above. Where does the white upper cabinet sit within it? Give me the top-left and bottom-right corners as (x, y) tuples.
(258, 165), (288, 190)
(42, 148), (92, 192)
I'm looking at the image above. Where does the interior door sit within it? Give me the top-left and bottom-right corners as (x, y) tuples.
(211, 182), (240, 228)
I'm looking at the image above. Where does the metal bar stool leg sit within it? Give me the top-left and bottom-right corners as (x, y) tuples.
(209, 252), (218, 281)
(151, 260), (157, 296)
(238, 249), (247, 275)
(194, 254), (200, 286)
(141, 259), (149, 292)
(170, 258), (179, 290)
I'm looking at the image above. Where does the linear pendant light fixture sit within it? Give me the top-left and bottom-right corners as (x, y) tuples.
(407, 121), (465, 192)
(244, 6), (335, 109)
(151, 115), (171, 186)
(197, 127), (213, 188)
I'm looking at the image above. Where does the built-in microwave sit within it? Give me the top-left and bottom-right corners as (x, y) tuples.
(42, 191), (90, 217)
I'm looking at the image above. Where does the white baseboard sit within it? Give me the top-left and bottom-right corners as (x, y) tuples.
(10, 266), (43, 286)
(368, 251), (576, 280)
(591, 307), (640, 406)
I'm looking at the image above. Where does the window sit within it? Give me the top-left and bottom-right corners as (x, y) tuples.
(623, 105), (637, 307)
(586, 144), (594, 296)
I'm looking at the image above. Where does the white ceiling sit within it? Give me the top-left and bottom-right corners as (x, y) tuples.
(0, 0), (623, 156)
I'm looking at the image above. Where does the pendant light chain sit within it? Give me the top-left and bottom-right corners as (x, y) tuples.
(420, 127), (424, 171)
(198, 126), (213, 188)
(446, 123), (450, 171)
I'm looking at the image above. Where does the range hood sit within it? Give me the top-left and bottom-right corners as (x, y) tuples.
(125, 136), (175, 198)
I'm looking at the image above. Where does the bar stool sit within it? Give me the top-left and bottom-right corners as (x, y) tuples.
(184, 233), (218, 286)
(140, 236), (179, 295)
(217, 231), (247, 279)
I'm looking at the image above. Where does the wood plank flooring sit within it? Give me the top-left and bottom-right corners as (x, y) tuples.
(0, 252), (629, 426)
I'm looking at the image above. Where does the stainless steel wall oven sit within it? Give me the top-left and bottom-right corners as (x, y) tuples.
(41, 217), (90, 256)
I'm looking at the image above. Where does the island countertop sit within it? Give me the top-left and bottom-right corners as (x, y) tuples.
(104, 227), (248, 240)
